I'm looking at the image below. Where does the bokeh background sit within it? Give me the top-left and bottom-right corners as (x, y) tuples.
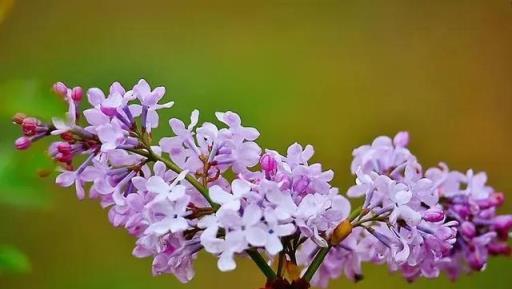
(0, 0), (511, 288)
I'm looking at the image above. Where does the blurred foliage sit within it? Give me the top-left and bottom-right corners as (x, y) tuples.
(0, 147), (54, 208)
(0, 245), (31, 275)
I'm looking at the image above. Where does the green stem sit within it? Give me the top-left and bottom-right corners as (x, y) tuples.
(247, 250), (277, 281)
(302, 206), (365, 282)
(352, 215), (388, 227)
(349, 206), (363, 222)
(302, 246), (331, 282)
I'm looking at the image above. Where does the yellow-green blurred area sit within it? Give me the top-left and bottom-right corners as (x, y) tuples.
(0, 0), (511, 288)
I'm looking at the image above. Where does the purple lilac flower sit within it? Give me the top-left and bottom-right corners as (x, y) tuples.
(426, 164), (512, 279)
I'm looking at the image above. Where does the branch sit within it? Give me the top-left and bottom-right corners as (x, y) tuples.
(247, 250), (277, 281)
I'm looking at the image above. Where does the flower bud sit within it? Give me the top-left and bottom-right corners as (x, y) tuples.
(488, 242), (511, 256)
(452, 204), (470, 219)
(477, 198), (493, 209)
(71, 86), (83, 102)
(493, 215), (512, 240)
(467, 253), (486, 271)
(15, 136), (31, 150)
(423, 208), (445, 222)
(57, 142), (73, 155)
(491, 192), (505, 207)
(330, 219), (353, 246)
(260, 153), (277, 174)
(52, 82), (68, 97)
(12, 113), (26, 125)
(61, 132), (75, 142)
(393, 131), (409, 147)
(22, 117), (39, 136)
(460, 221), (476, 238)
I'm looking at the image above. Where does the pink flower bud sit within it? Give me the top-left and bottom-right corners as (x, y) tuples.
(393, 131), (409, 147)
(22, 117), (38, 136)
(452, 204), (470, 219)
(493, 215), (512, 240)
(260, 153), (277, 173)
(488, 242), (511, 256)
(468, 252), (486, 271)
(460, 221), (476, 238)
(423, 208), (445, 222)
(477, 198), (493, 209)
(56, 153), (73, 163)
(491, 192), (505, 207)
(15, 136), (31, 150)
(57, 142), (73, 155)
(52, 82), (68, 97)
(71, 86), (83, 102)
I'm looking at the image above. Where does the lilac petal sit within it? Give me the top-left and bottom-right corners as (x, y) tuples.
(134, 79), (151, 98)
(83, 108), (109, 126)
(87, 88), (105, 106)
(218, 251), (236, 271)
(242, 204), (262, 226)
(232, 179), (250, 196)
(109, 82), (125, 95)
(146, 109), (159, 129)
(145, 176), (170, 195)
(209, 186), (233, 205)
(395, 190), (412, 205)
(189, 110), (199, 128)
(246, 227), (267, 247)
(169, 185), (186, 201)
(393, 131), (409, 147)
(131, 176), (148, 191)
(128, 104), (142, 117)
(153, 161), (167, 177)
(276, 223), (296, 236)
(169, 118), (187, 135)
(169, 217), (189, 233)
(56, 171), (76, 187)
(265, 234), (283, 255)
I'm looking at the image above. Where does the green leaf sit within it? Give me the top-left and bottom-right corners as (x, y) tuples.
(0, 245), (31, 274)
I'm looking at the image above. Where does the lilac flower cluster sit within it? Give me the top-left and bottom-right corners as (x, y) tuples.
(427, 165), (512, 278)
(12, 80), (510, 289)
(302, 132), (511, 288)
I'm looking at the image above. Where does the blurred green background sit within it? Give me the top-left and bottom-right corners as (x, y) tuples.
(0, 0), (511, 288)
